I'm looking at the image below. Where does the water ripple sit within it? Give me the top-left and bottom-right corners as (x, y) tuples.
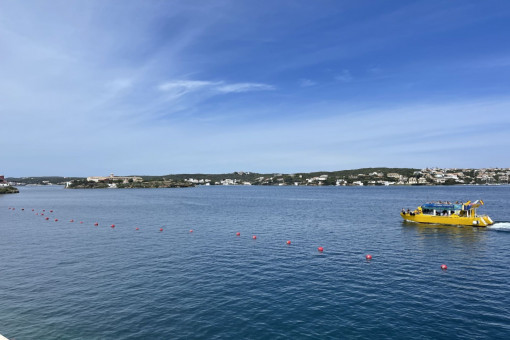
(1, 186), (510, 339)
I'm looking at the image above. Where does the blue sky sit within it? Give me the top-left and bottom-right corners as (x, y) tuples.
(1, 0), (510, 176)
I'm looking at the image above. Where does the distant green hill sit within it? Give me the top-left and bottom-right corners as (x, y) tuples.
(7, 168), (421, 186)
(6, 167), (505, 186)
(153, 167), (420, 183)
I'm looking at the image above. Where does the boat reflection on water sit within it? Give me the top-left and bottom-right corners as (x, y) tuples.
(401, 220), (488, 249)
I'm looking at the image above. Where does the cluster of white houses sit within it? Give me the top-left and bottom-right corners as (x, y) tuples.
(403, 168), (509, 185)
(337, 168), (510, 186)
(184, 178), (252, 185)
(176, 168), (510, 186)
(184, 168), (510, 186)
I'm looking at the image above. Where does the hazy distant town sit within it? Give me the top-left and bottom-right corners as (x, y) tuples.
(3, 168), (510, 189)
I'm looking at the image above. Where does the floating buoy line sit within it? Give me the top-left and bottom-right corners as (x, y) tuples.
(6, 206), (450, 270)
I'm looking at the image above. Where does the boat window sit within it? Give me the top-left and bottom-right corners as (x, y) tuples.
(422, 208), (434, 215)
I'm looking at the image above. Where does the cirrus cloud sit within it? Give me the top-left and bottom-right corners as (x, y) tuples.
(158, 79), (275, 98)
(217, 82), (275, 93)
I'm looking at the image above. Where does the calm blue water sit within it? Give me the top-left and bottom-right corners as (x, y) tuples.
(1, 185), (510, 339)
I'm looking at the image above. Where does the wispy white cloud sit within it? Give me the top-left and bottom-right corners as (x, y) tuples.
(158, 79), (274, 98)
(157, 80), (218, 91)
(157, 80), (220, 99)
(217, 82), (275, 93)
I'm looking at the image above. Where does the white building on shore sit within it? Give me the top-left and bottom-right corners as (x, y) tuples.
(0, 175), (9, 187)
(87, 173), (143, 183)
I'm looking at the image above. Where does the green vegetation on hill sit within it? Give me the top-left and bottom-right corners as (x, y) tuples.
(66, 178), (193, 189)
(141, 168), (415, 183)
(4, 168), (422, 186)
(67, 180), (109, 189)
(7, 167), (507, 187)
(0, 186), (19, 194)
(154, 168), (421, 185)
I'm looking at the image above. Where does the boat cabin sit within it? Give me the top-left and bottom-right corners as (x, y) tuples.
(419, 201), (483, 217)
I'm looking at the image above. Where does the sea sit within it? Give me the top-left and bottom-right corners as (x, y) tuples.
(1, 185), (510, 339)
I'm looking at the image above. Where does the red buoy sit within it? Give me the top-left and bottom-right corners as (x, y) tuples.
(70, 220), (74, 222)
(32, 209), (34, 211)
(441, 264), (447, 270)
(43, 210), (45, 212)
(318, 246), (324, 252)
(111, 224), (115, 228)
(36, 213), (39, 215)
(135, 227), (139, 230)
(252, 235), (257, 239)
(189, 229), (193, 233)
(236, 232), (240, 236)
(94, 222), (99, 226)
(160, 228), (164, 232)
(80, 221), (83, 224)
(286, 240), (291, 245)
(45, 217), (49, 220)
(366, 254), (372, 260)
(22, 208), (24, 211)
(50, 210), (53, 213)
(55, 219), (58, 222)
(41, 213), (44, 216)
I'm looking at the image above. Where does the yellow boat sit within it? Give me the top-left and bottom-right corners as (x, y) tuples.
(401, 200), (494, 227)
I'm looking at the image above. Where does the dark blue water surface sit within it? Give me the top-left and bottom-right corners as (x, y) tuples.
(1, 185), (510, 339)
